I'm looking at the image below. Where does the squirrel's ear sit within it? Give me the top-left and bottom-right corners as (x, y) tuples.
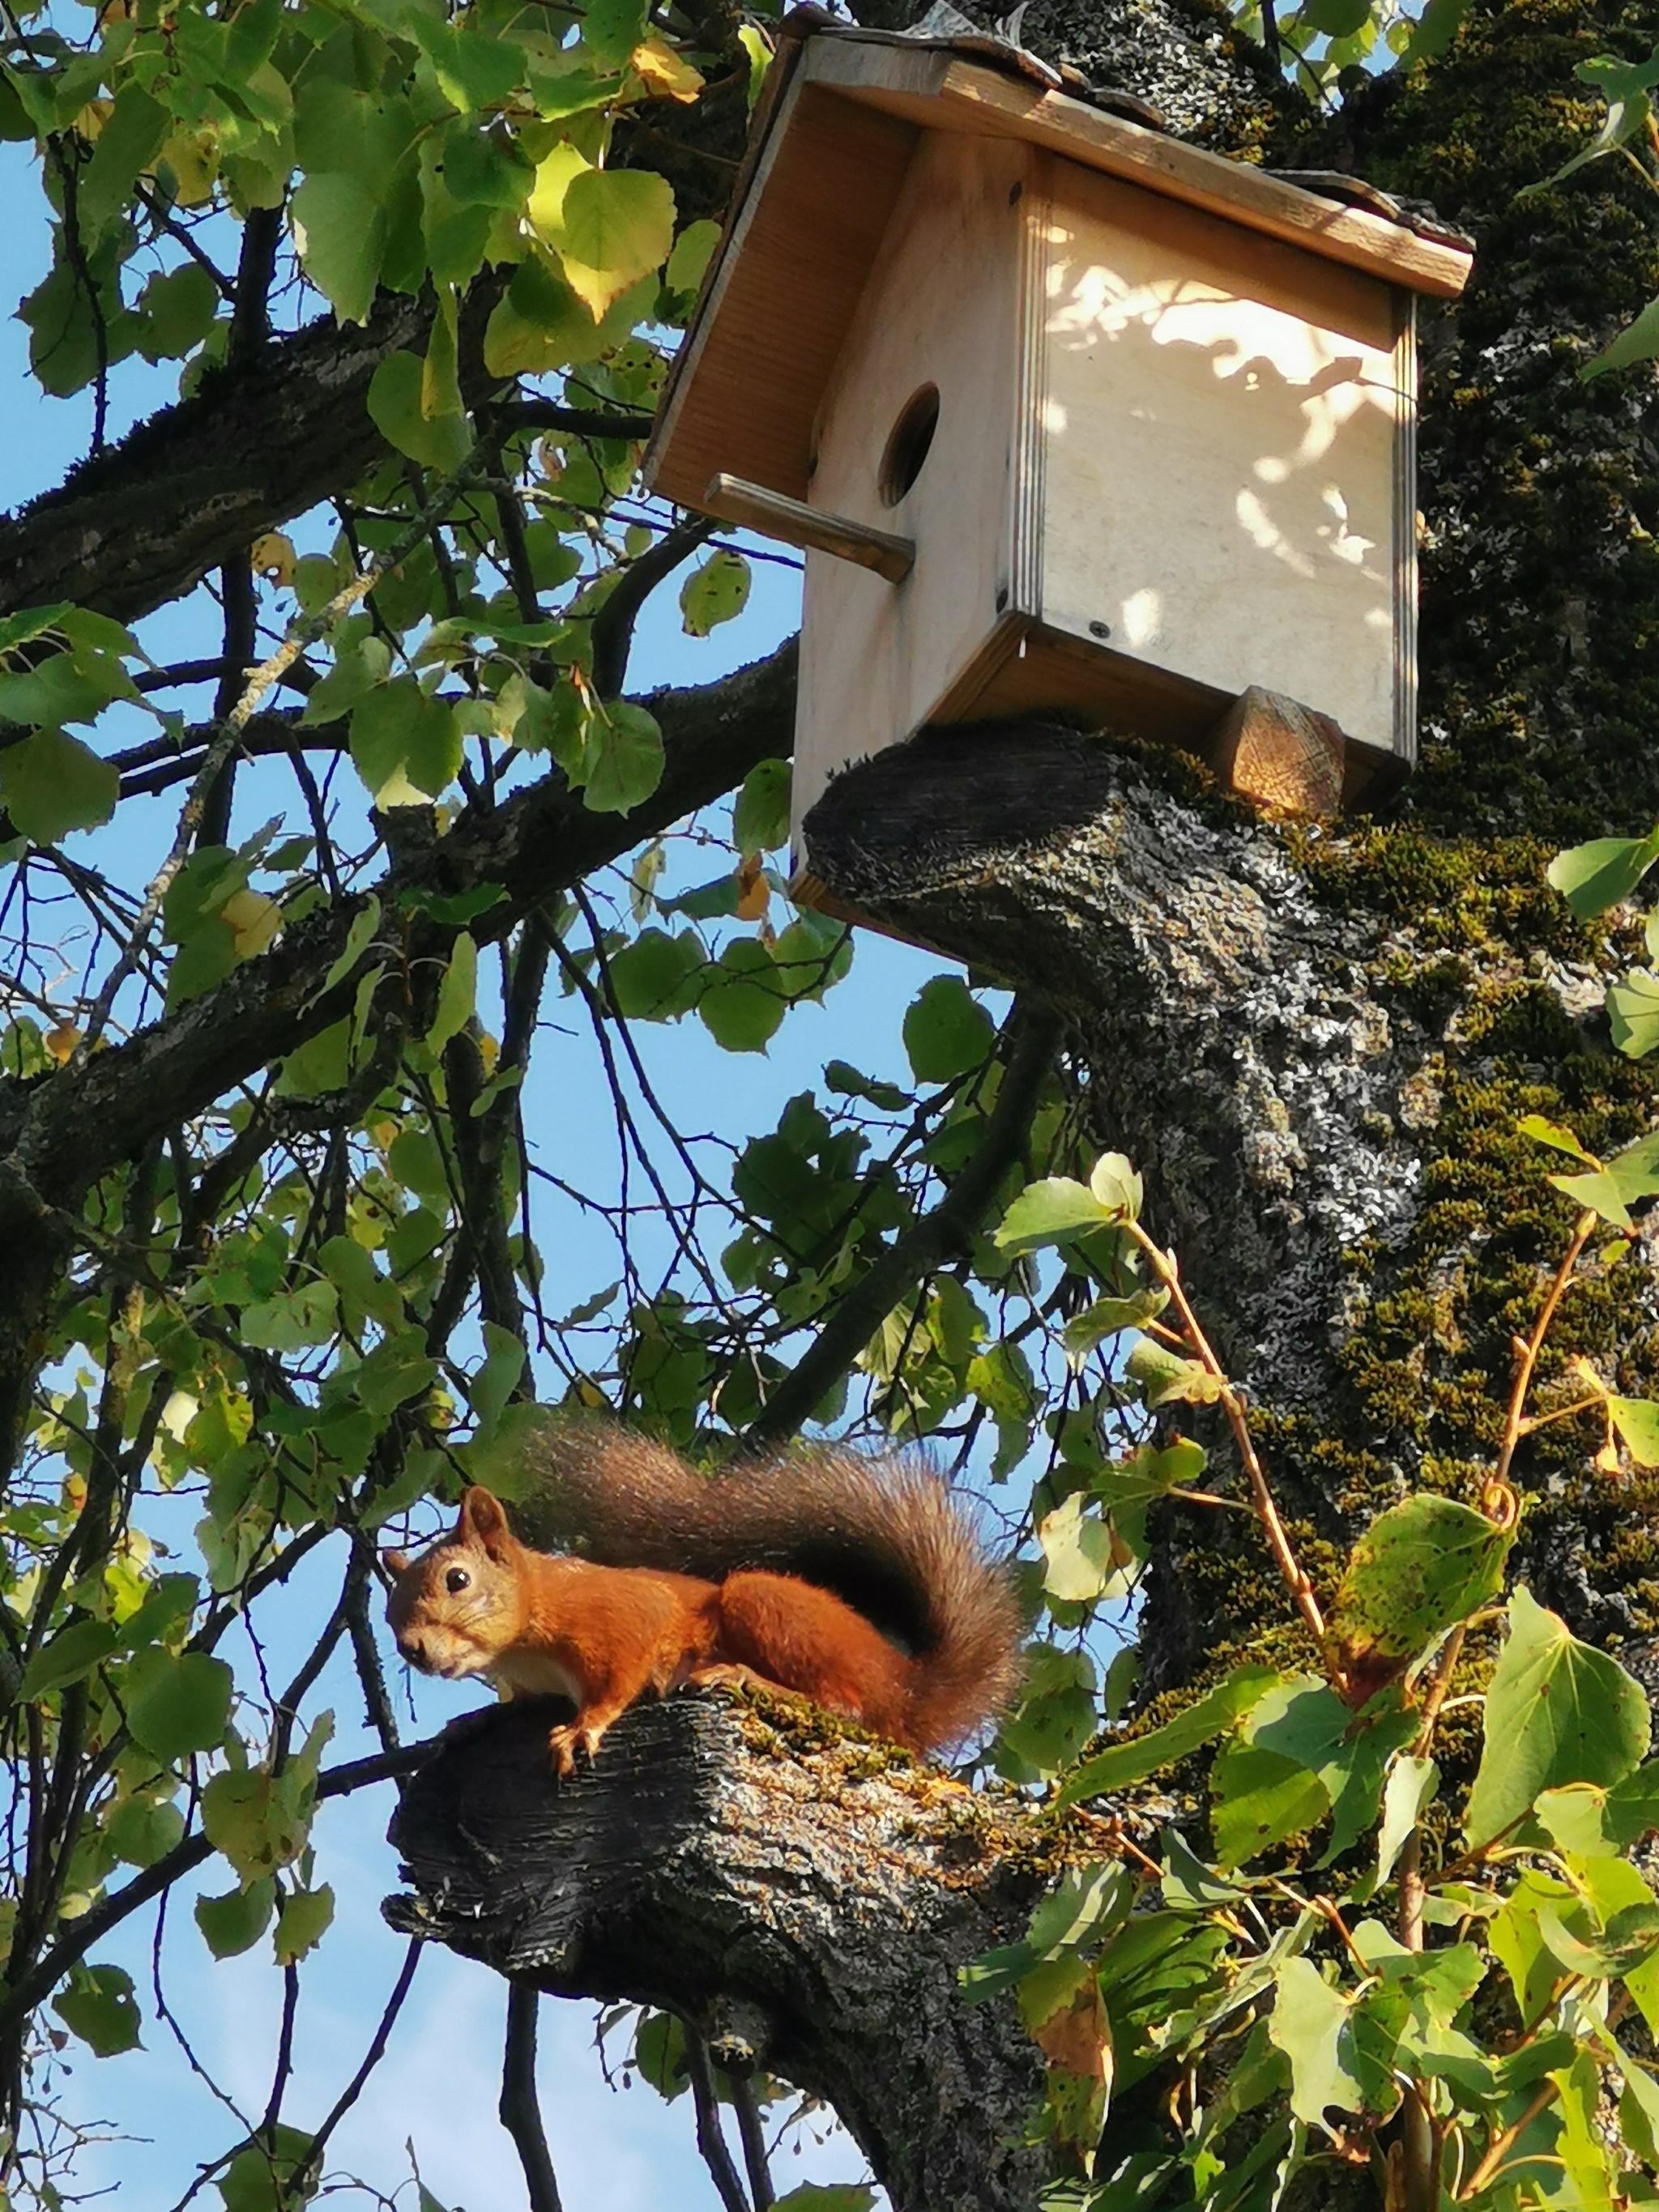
(460, 1485), (512, 1558)
(384, 1549), (410, 1576)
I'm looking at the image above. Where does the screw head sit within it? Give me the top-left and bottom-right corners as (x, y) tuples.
(1089, 619), (1111, 641)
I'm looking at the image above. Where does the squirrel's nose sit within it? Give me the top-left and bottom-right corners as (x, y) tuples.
(398, 1633), (429, 1670)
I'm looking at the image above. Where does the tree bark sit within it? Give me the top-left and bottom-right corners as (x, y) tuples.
(385, 1696), (1057, 2212)
(803, 0), (1659, 1698)
(0, 291), (443, 623)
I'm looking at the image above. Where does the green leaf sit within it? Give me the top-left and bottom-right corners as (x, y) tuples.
(767, 2188), (876, 2212)
(555, 167), (676, 318)
(79, 84), (170, 228)
(1062, 1289), (1169, 1362)
(125, 1649), (234, 1762)
(1296, 0), (1371, 32)
(1211, 1740), (1329, 1868)
(1037, 1491), (1119, 1604)
(1124, 1335), (1222, 1408)
(1585, 296), (1659, 381)
(607, 927), (703, 1019)
(665, 217), (721, 294)
(1093, 1438), (1206, 1507)
(698, 938), (784, 1053)
(1376, 1755), (1438, 1886)
(54, 1963), (143, 2056)
(1054, 1664), (1282, 1809)
(1325, 1494), (1511, 1691)
(425, 931), (477, 1057)
(1548, 1166), (1633, 1229)
(902, 976), (993, 1083)
(106, 1795), (186, 1869)
(1547, 827), (1659, 918)
(19, 1617), (121, 1699)
(1401, 0), (1469, 62)
(484, 254), (650, 374)
(135, 262), (220, 362)
(0, 604), (72, 656)
(584, 700), (663, 812)
(1268, 1958), (1364, 2129)
(467, 1321), (526, 1428)
(367, 350), (471, 472)
(580, 0), (646, 66)
(996, 1645), (1098, 1778)
(355, 1328), (439, 1414)
(292, 173), (386, 326)
(301, 635), (390, 726)
(349, 680), (463, 804)
(1518, 1114), (1593, 1162)
(218, 2122), (316, 2212)
(202, 1764), (317, 1885)
(733, 758), (791, 857)
(0, 727), (118, 842)
(1609, 968), (1659, 1059)
(995, 1176), (1113, 1255)
(241, 1282), (339, 1352)
(195, 1878), (276, 1959)
(1465, 1587), (1651, 1849)
(1610, 1396), (1659, 1465)
(680, 549), (751, 637)
(273, 1884), (335, 1965)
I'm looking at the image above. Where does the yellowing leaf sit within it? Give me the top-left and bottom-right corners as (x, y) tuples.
(220, 889), (281, 960)
(555, 167), (675, 318)
(249, 533), (296, 586)
(525, 141), (591, 243)
(629, 36), (703, 100)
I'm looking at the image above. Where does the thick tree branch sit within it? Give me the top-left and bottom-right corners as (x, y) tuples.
(742, 994), (1064, 1450)
(0, 285), (493, 624)
(386, 1696), (1060, 2212)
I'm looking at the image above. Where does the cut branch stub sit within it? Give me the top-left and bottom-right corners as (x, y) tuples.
(384, 1694), (1051, 2212)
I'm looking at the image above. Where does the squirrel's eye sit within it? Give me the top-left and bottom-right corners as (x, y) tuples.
(445, 1566), (470, 1595)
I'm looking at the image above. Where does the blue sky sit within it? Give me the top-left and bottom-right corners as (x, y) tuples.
(0, 136), (949, 2212)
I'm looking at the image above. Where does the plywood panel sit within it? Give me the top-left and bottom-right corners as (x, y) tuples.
(792, 129), (1038, 844)
(645, 83), (919, 510)
(1038, 162), (1410, 758)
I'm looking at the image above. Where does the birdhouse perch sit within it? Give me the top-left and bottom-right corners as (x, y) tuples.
(643, 11), (1473, 883)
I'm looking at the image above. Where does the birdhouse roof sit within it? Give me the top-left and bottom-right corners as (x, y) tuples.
(644, 11), (1474, 513)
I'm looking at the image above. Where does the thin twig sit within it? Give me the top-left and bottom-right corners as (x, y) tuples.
(499, 1983), (564, 2212)
(730, 2074), (774, 2210)
(1414, 1207), (1593, 1757)
(295, 1938), (422, 2185)
(744, 998), (1063, 1450)
(1125, 1222), (1328, 1659)
(685, 2029), (749, 2212)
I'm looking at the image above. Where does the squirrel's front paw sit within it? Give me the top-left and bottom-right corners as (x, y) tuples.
(547, 1720), (605, 1776)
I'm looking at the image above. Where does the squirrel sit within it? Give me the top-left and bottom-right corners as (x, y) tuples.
(385, 1420), (1022, 1775)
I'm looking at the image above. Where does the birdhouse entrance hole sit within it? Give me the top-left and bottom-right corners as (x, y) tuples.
(880, 384), (940, 507)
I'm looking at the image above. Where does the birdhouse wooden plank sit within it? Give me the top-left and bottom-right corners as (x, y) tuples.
(644, 14), (1473, 869)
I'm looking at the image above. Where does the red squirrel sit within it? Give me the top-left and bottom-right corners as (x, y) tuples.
(385, 1422), (1021, 1775)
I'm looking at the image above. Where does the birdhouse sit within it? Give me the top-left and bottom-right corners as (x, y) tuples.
(644, 12), (1473, 868)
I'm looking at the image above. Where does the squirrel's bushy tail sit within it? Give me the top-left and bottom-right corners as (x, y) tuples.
(513, 1417), (1023, 1752)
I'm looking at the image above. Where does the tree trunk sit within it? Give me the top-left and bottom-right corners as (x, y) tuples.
(804, 0), (1659, 1698)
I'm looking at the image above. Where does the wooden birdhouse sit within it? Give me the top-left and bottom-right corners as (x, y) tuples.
(644, 12), (1473, 870)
